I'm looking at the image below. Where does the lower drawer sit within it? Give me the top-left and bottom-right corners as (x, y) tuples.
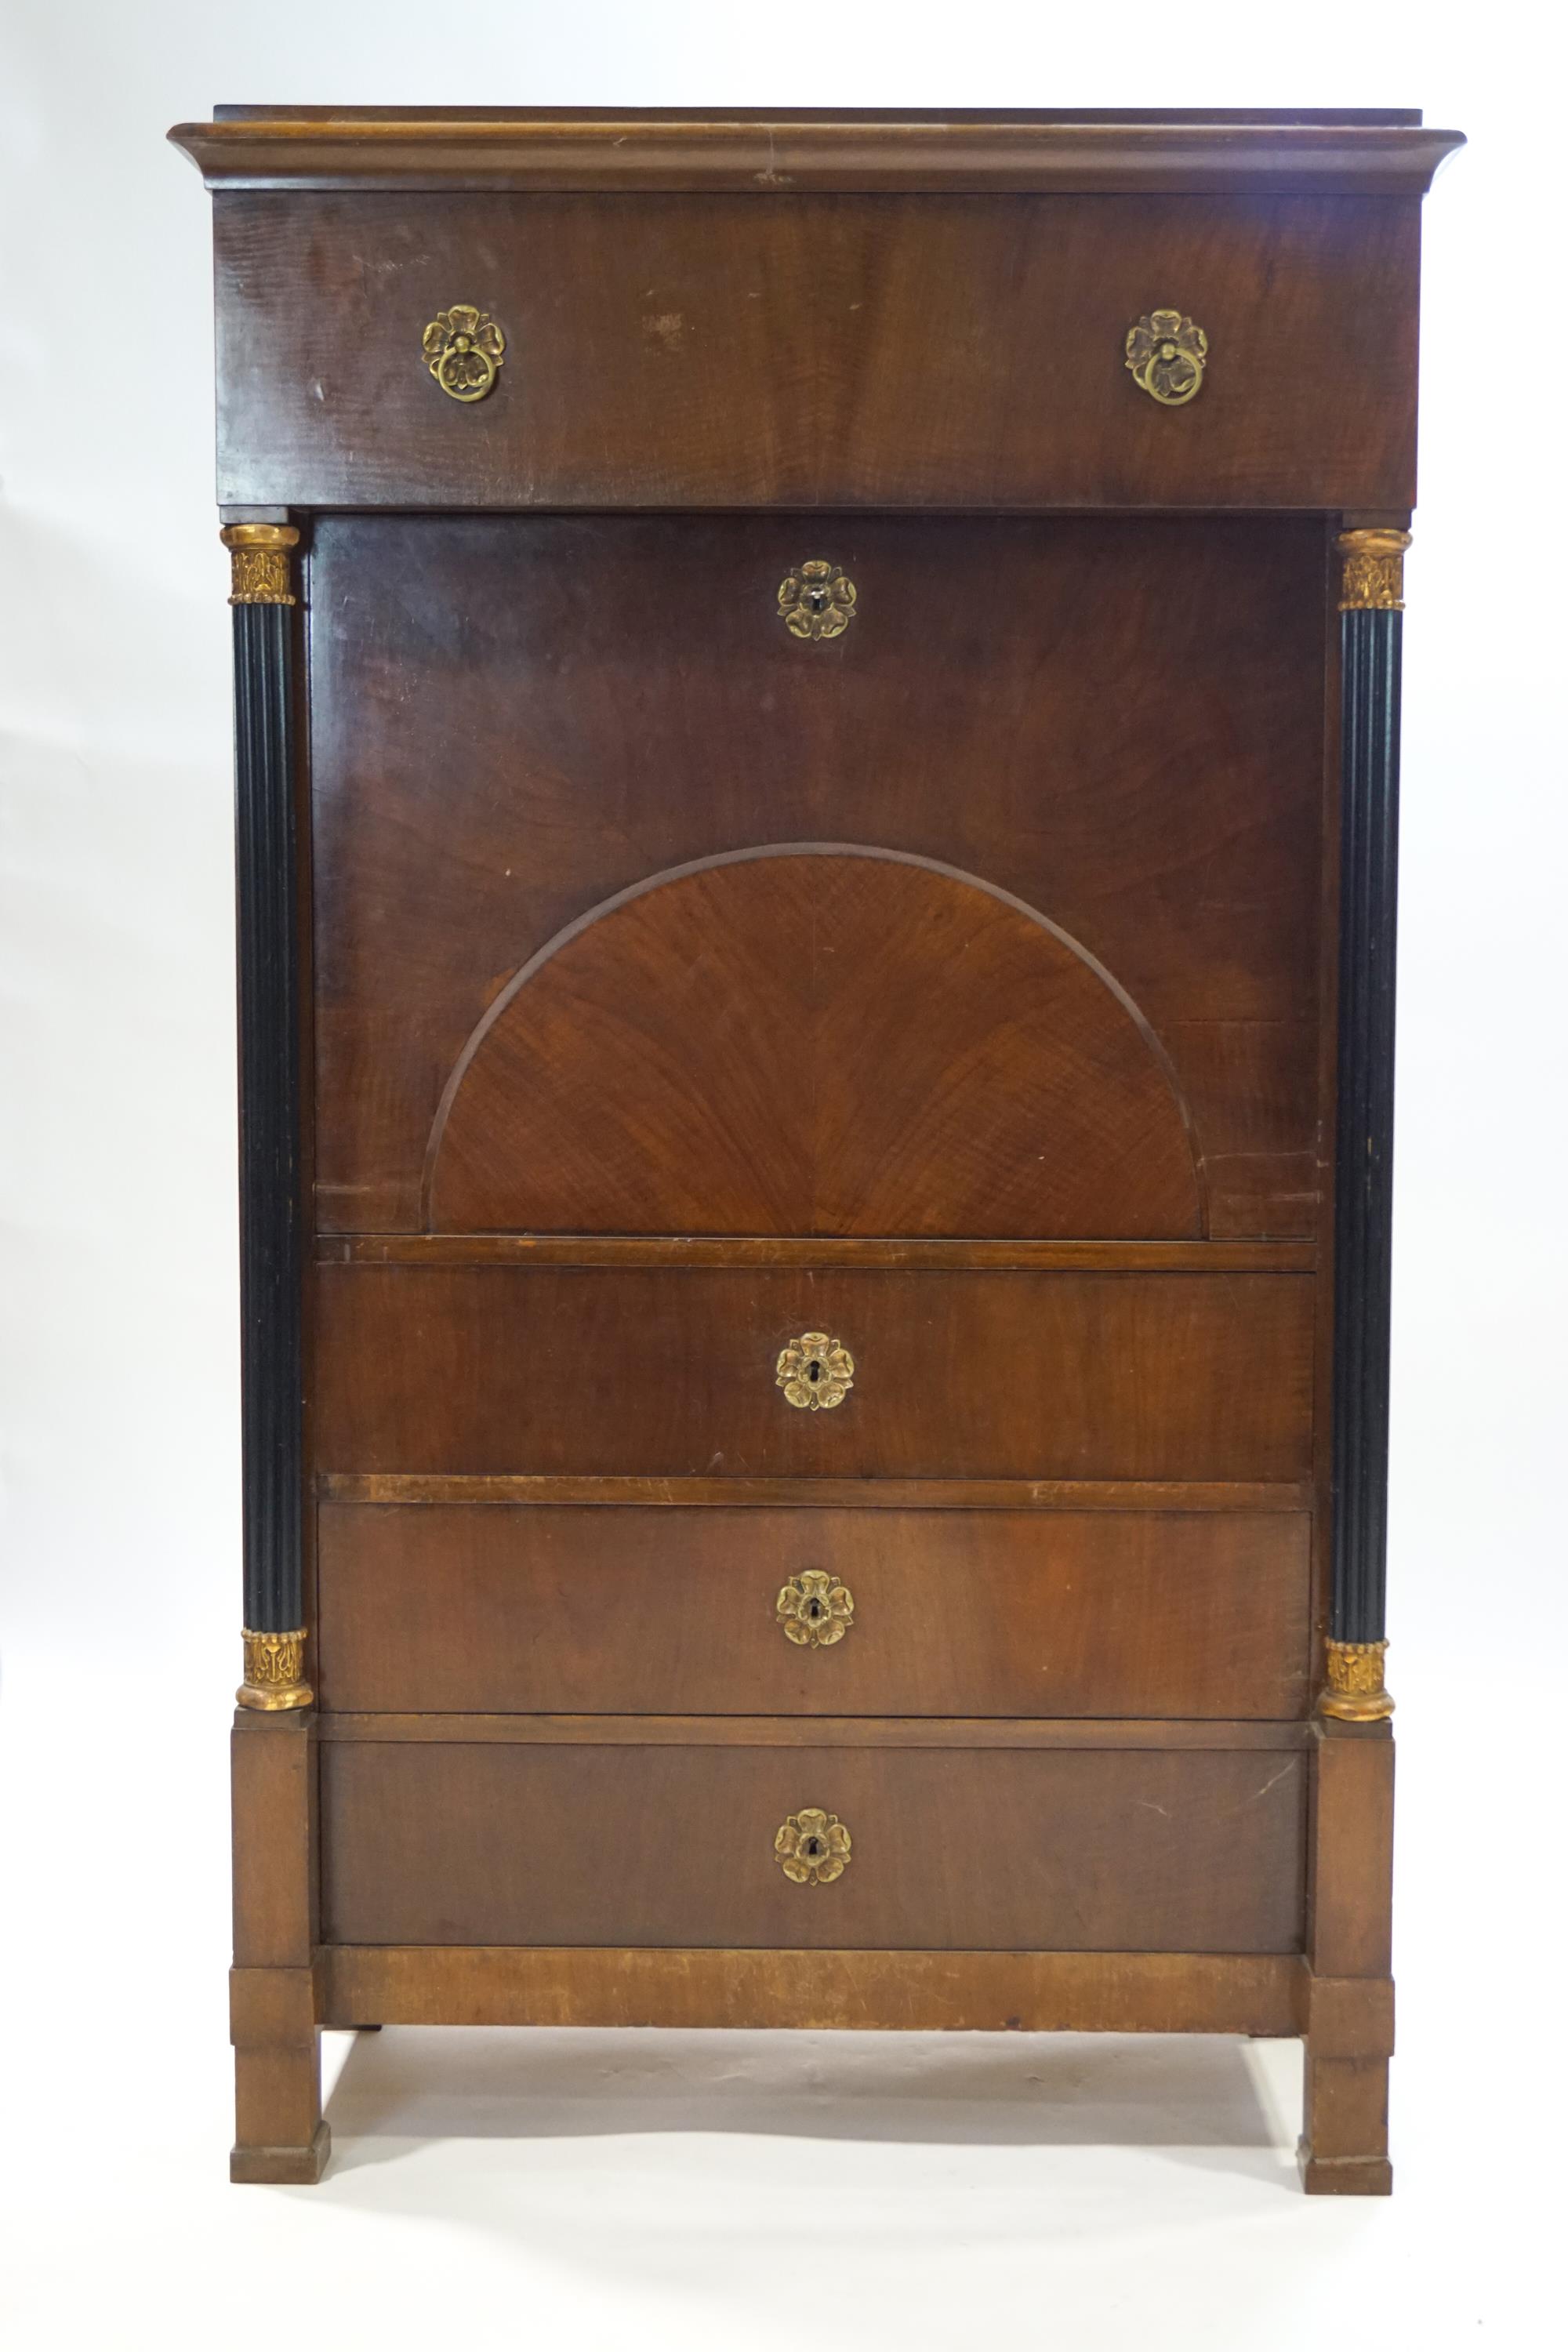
(316, 1502), (1312, 1718)
(319, 1732), (1307, 1953)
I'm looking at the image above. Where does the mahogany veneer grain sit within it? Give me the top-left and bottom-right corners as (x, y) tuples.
(313, 1265), (1316, 1482)
(320, 1738), (1308, 1952)
(213, 194), (1420, 508)
(308, 514), (1327, 1239)
(316, 1502), (1312, 1719)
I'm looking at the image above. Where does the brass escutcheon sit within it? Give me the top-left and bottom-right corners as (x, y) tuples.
(1125, 309), (1208, 406)
(775, 1331), (855, 1410)
(777, 1568), (855, 1647)
(778, 559), (857, 640)
(422, 304), (506, 402)
(775, 1808), (852, 1884)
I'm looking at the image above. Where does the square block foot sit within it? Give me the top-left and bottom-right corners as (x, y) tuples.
(1297, 2140), (1392, 2196)
(231, 2119), (331, 2185)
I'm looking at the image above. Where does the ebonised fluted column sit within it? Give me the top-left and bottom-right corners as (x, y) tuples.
(1323, 527), (1409, 1723)
(223, 523), (312, 1711)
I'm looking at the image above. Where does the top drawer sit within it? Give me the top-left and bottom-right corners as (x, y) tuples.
(213, 192), (1419, 510)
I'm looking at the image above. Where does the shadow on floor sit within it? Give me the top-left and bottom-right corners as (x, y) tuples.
(323, 2024), (1300, 2158)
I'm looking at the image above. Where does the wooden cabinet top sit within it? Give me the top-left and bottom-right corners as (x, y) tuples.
(170, 106), (1462, 194)
(174, 107), (1461, 513)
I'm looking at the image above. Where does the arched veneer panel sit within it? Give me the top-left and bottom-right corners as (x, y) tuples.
(426, 846), (1203, 1238)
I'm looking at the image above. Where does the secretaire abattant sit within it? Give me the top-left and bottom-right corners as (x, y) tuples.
(169, 107), (1463, 2190)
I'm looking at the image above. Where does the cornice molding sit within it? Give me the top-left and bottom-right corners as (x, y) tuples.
(169, 111), (1465, 197)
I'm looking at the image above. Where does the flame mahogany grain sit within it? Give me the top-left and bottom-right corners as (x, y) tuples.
(307, 511), (1327, 1240)
(312, 1264), (1316, 1483)
(315, 1502), (1312, 1719)
(212, 191), (1420, 508)
(320, 1738), (1308, 1954)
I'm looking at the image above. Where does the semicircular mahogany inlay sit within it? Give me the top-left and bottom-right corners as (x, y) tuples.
(426, 848), (1203, 1238)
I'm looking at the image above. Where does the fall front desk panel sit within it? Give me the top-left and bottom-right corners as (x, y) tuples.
(307, 512), (1329, 1246)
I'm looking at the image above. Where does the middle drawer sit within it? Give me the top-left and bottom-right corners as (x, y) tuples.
(313, 1264), (1315, 1480)
(317, 1501), (1312, 1719)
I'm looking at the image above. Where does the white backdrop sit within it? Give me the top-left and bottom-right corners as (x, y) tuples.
(2, 7), (1563, 2348)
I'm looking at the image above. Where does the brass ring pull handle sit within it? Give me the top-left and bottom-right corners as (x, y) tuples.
(775, 1331), (855, 1410)
(423, 305), (506, 402)
(778, 560), (857, 639)
(777, 1569), (855, 1647)
(1124, 310), (1207, 406)
(775, 1809), (852, 1884)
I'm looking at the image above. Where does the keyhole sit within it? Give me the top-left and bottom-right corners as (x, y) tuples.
(803, 1835), (825, 1860)
(805, 586), (829, 612)
(807, 1358), (822, 1383)
(805, 1595), (824, 1621)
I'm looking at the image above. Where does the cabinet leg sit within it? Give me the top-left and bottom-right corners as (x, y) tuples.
(1300, 1721), (1396, 2193)
(230, 1711), (326, 2182)
(1298, 2051), (1392, 2194)
(231, 2039), (330, 2184)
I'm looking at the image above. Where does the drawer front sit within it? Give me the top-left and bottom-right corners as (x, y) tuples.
(319, 1737), (1307, 1952)
(316, 1502), (1312, 1719)
(313, 1265), (1315, 1482)
(216, 191), (1417, 508)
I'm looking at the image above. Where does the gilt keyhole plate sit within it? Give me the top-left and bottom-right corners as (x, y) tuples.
(776, 1331), (855, 1410)
(778, 560), (857, 640)
(775, 1808), (852, 1884)
(777, 1568), (855, 1646)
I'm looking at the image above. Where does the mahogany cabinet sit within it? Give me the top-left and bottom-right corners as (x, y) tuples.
(171, 107), (1462, 2190)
